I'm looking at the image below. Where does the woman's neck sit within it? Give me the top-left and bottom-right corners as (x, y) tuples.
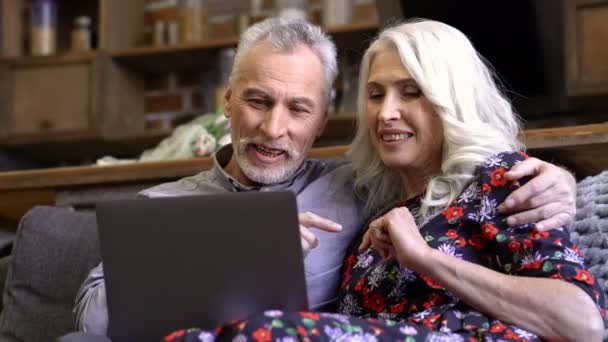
(399, 166), (440, 200)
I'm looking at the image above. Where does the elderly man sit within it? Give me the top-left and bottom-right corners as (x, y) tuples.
(71, 17), (576, 338)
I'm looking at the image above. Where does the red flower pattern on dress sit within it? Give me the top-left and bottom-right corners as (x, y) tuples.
(446, 229), (459, 239)
(164, 329), (186, 341)
(508, 240), (521, 253)
(529, 229), (549, 240)
(443, 206), (464, 224)
(518, 259), (543, 271)
(165, 152), (606, 342)
(490, 168), (507, 187)
(481, 223), (499, 240)
(354, 278), (365, 291)
(295, 325), (309, 339)
(300, 312), (320, 320)
(390, 302), (406, 314)
(574, 269), (596, 285)
(503, 328), (521, 340)
(364, 293), (385, 312)
(468, 234), (486, 250)
(253, 328), (272, 342)
(490, 322), (507, 333)
(457, 237), (467, 247)
(420, 274), (443, 289)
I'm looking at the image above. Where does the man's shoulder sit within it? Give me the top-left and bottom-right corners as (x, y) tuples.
(139, 169), (226, 198)
(311, 156), (351, 174)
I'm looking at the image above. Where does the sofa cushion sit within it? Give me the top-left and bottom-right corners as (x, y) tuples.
(0, 206), (100, 342)
(572, 170), (608, 340)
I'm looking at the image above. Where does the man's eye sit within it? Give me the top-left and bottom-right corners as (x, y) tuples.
(247, 98), (268, 108)
(290, 106), (310, 115)
(368, 92), (383, 100)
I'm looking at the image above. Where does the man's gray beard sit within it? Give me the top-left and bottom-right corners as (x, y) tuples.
(235, 138), (304, 185)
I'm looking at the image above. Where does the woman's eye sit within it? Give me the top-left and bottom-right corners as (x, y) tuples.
(401, 86), (421, 97)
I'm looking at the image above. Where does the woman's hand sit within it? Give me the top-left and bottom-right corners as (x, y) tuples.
(359, 207), (433, 271)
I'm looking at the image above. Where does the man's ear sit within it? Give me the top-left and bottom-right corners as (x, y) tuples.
(224, 86), (232, 118)
(316, 113), (329, 138)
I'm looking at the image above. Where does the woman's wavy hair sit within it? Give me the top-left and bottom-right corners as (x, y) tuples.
(348, 19), (524, 219)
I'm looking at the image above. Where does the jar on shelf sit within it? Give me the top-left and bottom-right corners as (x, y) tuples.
(70, 16), (92, 52)
(276, 0), (308, 21)
(30, 0), (57, 56)
(179, 0), (209, 44)
(322, 0), (353, 28)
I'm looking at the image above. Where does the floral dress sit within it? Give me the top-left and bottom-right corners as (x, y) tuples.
(164, 152), (606, 342)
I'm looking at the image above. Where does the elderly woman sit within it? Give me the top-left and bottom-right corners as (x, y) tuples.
(166, 20), (605, 342)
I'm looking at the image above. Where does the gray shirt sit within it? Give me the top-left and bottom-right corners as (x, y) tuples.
(74, 145), (364, 334)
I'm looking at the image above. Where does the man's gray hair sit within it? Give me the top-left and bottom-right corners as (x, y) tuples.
(229, 17), (338, 101)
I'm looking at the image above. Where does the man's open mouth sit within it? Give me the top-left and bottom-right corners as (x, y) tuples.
(251, 144), (286, 158)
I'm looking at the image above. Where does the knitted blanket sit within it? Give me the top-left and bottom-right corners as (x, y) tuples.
(571, 170), (608, 340)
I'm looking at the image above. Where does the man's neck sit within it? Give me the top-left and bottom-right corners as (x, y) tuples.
(224, 155), (256, 187)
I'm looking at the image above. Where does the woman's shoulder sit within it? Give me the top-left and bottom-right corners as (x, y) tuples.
(479, 151), (528, 172)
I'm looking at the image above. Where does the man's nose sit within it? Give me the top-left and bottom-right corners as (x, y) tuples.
(260, 106), (288, 139)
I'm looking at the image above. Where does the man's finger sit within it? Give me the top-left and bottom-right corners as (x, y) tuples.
(503, 157), (542, 180)
(533, 213), (572, 232)
(299, 212), (342, 232)
(504, 202), (563, 227)
(300, 226), (318, 250)
(499, 176), (553, 213)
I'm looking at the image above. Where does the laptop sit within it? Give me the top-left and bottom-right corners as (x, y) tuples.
(96, 191), (308, 342)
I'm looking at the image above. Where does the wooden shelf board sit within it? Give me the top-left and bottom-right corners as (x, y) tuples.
(2, 51), (96, 67)
(107, 22), (379, 73)
(0, 145), (348, 191)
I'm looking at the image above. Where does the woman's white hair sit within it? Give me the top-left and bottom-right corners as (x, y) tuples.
(229, 17), (337, 103)
(348, 19), (524, 218)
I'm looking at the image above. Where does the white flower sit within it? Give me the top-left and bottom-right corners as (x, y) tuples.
(437, 243), (463, 259)
(264, 310), (283, 318)
(563, 247), (585, 266)
(276, 338), (298, 342)
(377, 312), (396, 321)
(197, 331), (215, 342)
(520, 251), (547, 267)
(427, 332), (465, 342)
(367, 263), (386, 290)
(485, 154), (503, 168)
(231, 334), (247, 342)
(399, 325), (418, 335)
(355, 250), (375, 269)
(512, 327), (537, 339)
(478, 196), (498, 222)
(458, 182), (480, 204)
(411, 308), (432, 320)
(338, 293), (360, 316)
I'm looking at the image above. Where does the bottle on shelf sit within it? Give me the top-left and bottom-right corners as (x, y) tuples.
(70, 16), (92, 52)
(179, 0), (209, 44)
(29, 0), (57, 56)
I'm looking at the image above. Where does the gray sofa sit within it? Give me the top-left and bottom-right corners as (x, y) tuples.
(0, 172), (606, 341)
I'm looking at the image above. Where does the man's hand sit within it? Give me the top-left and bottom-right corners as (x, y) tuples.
(498, 157), (576, 231)
(299, 212), (342, 256)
